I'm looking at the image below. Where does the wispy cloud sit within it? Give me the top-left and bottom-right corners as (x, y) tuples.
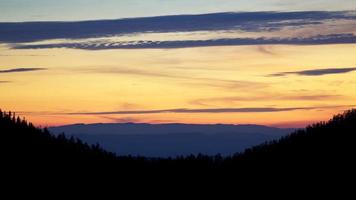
(76, 66), (268, 90)
(100, 116), (142, 123)
(13, 34), (356, 50)
(0, 54), (52, 57)
(270, 67), (356, 76)
(0, 68), (47, 73)
(257, 46), (276, 55)
(66, 105), (353, 115)
(0, 81), (11, 83)
(81, 67), (181, 79)
(191, 94), (343, 106)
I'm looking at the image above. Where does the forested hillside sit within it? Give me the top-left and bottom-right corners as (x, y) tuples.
(2, 109), (355, 177)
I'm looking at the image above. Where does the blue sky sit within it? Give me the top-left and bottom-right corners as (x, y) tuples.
(1, 0), (356, 22)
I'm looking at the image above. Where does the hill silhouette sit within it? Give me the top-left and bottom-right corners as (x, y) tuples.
(1, 110), (117, 165)
(2, 109), (355, 180)
(235, 109), (355, 169)
(49, 123), (293, 157)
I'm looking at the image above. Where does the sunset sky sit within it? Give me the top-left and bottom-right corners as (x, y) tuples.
(1, 0), (356, 127)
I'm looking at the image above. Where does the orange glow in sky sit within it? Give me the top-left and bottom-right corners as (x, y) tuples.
(1, 11), (356, 128)
(1, 43), (355, 127)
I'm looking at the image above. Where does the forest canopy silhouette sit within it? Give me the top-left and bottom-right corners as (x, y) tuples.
(1, 109), (355, 177)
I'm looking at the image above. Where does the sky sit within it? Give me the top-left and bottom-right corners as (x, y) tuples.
(1, 1), (356, 128)
(1, 0), (356, 22)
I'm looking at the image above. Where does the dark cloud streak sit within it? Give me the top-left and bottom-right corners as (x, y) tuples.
(0, 68), (46, 73)
(270, 67), (356, 76)
(1, 11), (355, 43)
(66, 105), (352, 115)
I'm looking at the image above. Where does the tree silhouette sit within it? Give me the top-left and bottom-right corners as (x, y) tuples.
(2, 108), (355, 180)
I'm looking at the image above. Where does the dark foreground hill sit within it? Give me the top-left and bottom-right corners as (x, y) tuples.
(2, 109), (355, 181)
(1, 111), (117, 164)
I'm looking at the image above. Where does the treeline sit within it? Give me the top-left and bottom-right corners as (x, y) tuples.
(2, 109), (355, 177)
(235, 109), (356, 168)
(1, 110), (117, 164)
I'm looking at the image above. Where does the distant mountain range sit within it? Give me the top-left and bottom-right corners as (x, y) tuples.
(49, 123), (294, 157)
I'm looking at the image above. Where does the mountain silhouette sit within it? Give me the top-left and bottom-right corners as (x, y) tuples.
(49, 123), (293, 157)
